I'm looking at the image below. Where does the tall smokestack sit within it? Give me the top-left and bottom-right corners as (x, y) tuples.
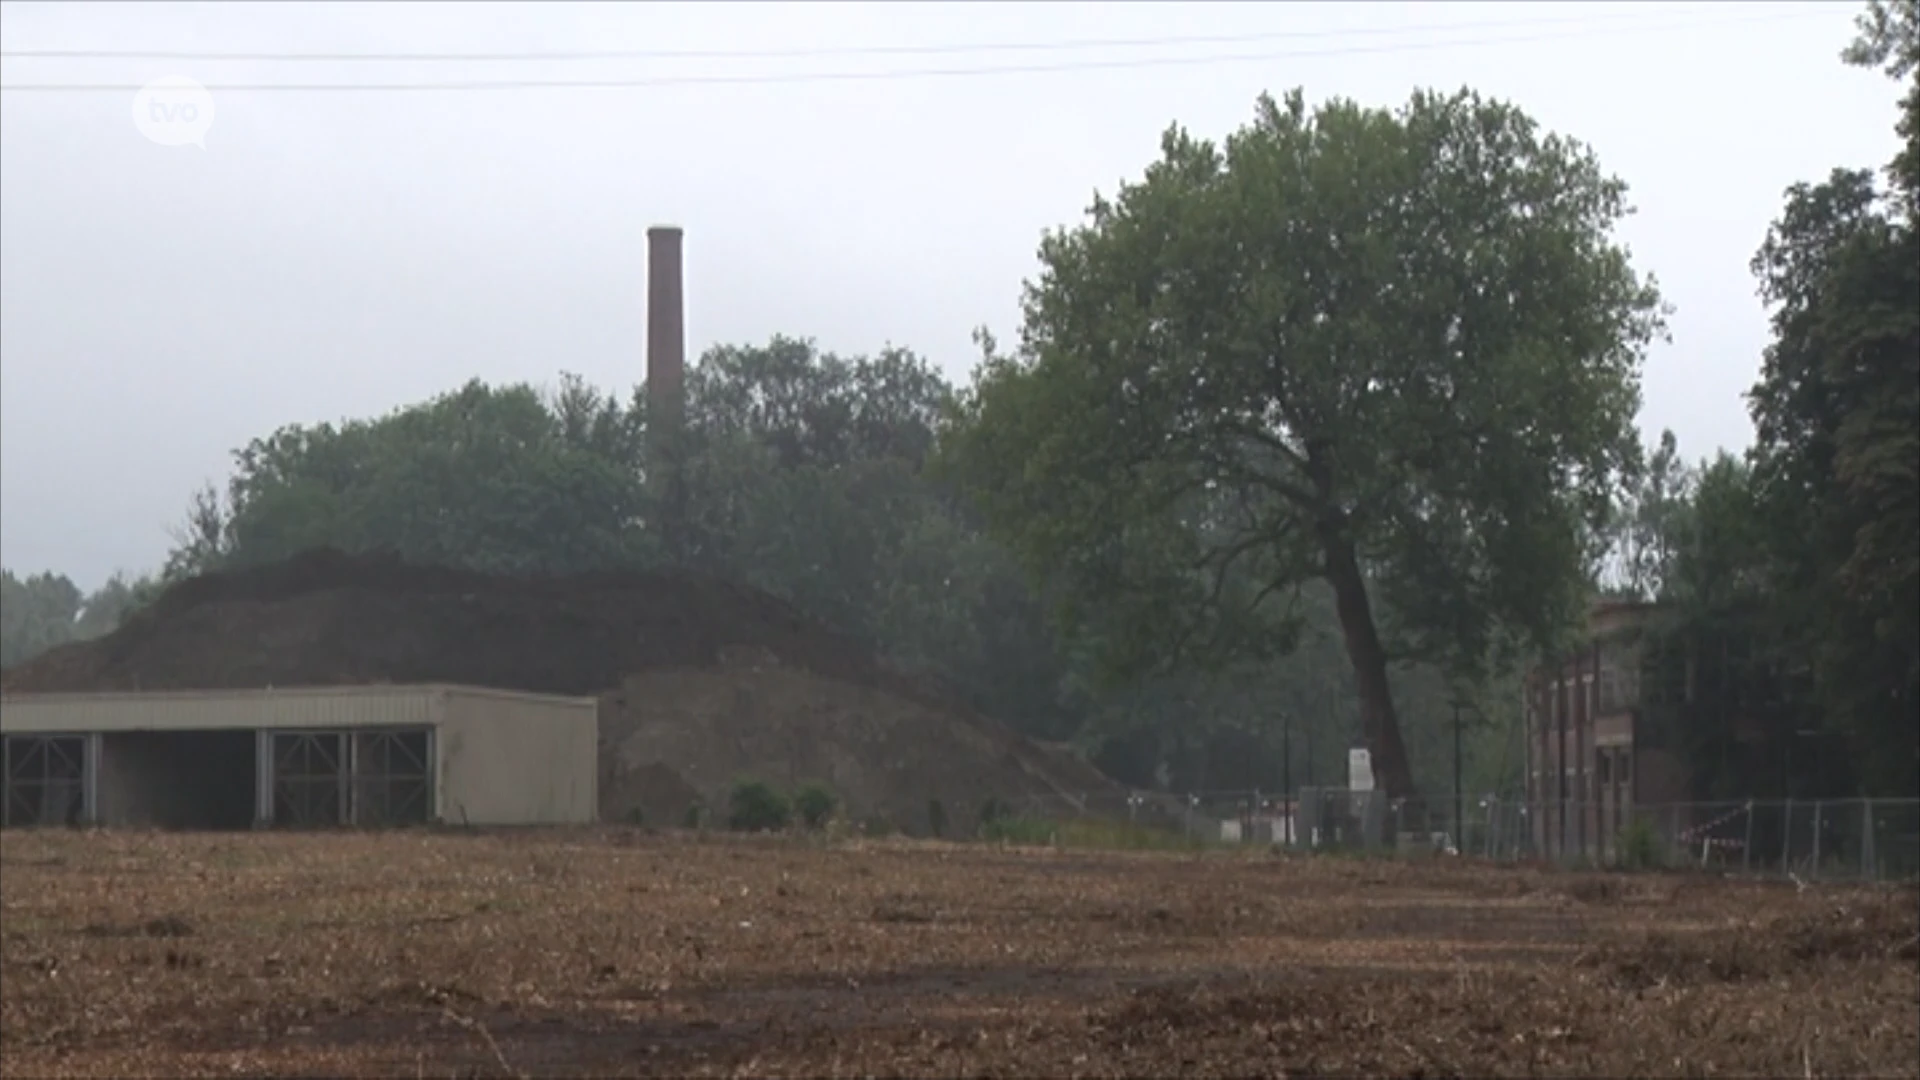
(646, 225), (686, 455)
(646, 225), (686, 558)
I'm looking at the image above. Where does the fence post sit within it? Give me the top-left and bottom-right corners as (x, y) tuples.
(1862, 798), (1875, 881)
(1811, 801), (1823, 880)
(1782, 797), (1794, 871)
(1742, 800), (1754, 876)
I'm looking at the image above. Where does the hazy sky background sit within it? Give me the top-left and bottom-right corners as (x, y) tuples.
(0, 1), (1900, 589)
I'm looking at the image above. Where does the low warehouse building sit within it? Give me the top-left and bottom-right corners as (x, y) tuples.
(0, 684), (597, 829)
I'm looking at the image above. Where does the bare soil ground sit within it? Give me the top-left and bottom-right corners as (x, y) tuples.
(2, 829), (1915, 1079)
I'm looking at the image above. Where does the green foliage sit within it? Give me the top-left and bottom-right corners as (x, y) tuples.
(166, 375), (656, 581)
(1593, 429), (1696, 600)
(727, 781), (792, 832)
(1573, 5), (1919, 801)
(926, 798), (948, 838)
(681, 801), (707, 830)
(980, 815), (1054, 845)
(1741, 15), (1920, 797)
(1616, 817), (1663, 871)
(940, 87), (1662, 799)
(1844, 0), (1919, 208)
(0, 569), (157, 670)
(792, 783), (836, 830)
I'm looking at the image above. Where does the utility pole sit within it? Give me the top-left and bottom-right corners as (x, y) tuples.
(1452, 699), (1464, 849)
(1281, 709), (1293, 804)
(1305, 699), (1315, 789)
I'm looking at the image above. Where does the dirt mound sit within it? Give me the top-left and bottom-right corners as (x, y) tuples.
(599, 665), (1104, 833)
(2, 547), (1123, 827)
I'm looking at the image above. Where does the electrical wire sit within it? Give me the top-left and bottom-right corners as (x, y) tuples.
(0, 5), (1768, 63)
(0, 9), (1832, 93)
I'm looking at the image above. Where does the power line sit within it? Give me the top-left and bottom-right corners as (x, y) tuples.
(0, 10), (1830, 93)
(0, 6), (1760, 63)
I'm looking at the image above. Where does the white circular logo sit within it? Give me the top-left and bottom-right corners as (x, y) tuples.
(132, 76), (215, 149)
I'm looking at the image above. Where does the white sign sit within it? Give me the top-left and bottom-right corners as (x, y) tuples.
(132, 76), (216, 149)
(1347, 747), (1374, 792)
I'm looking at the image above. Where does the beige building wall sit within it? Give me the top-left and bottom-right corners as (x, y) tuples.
(2, 685), (437, 733)
(436, 688), (596, 825)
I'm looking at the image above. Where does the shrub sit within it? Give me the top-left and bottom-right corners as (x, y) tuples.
(861, 814), (896, 838)
(978, 796), (1011, 828)
(1618, 816), (1662, 870)
(793, 783), (836, 830)
(681, 801), (706, 830)
(927, 798), (948, 838)
(624, 806), (644, 826)
(727, 781), (791, 832)
(981, 815), (1054, 845)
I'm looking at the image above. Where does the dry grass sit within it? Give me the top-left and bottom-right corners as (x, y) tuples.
(2, 827), (1915, 1078)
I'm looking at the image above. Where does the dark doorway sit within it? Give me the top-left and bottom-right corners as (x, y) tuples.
(98, 730), (256, 829)
(2, 735), (88, 827)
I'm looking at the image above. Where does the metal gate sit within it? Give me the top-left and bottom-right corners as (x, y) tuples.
(2, 734), (91, 828)
(267, 728), (433, 827)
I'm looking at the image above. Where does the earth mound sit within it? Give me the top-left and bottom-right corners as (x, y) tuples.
(1, 547), (1124, 828)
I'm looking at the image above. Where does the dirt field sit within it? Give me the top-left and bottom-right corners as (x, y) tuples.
(2, 829), (1915, 1079)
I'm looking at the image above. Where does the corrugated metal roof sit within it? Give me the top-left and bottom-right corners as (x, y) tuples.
(0, 683), (594, 734)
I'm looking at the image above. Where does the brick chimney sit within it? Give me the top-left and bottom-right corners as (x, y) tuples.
(646, 225), (687, 558)
(646, 225), (686, 457)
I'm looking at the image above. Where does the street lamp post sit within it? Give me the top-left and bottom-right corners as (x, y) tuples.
(1282, 710), (1293, 806)
(1305, 703), (1315, 790)
(1452, 699), (1464, 850)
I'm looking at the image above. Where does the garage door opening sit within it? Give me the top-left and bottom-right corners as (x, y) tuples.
(99, 730), (256, 829)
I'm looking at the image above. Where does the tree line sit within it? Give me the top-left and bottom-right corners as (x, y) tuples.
(4, 1), (1912, 803)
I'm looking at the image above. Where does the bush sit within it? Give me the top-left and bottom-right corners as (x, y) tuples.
(793, 783), (836, 830)
(727, 781), (791, 832)
(981, 815), (1054, 845)
(978, 796), (1011, 828)
(927, 798), (948, 838)
(1618, 816), (1663, 870)
(681, 801), (707, 830)
(861, 814), (896, 838)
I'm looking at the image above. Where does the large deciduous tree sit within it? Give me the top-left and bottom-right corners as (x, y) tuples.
(1745, 0), (1919, 796)
(941, 88), (1665, 800)
(169, 375), (655, 580)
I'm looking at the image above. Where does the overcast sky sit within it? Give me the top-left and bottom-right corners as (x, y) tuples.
(0, 1), (1900, 589)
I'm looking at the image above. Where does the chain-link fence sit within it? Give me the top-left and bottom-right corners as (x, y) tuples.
(986, 788), (1920, 881)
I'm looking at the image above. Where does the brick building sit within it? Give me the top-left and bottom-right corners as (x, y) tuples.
(1523, 599), (1692, 862)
